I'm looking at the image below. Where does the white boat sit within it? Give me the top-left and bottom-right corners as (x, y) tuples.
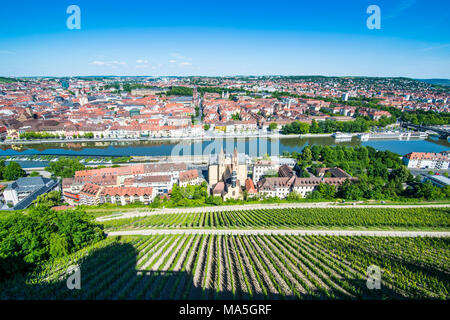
(358, 131), (428, 141)
(400, 132), (428, 139)
(359, 133), (370, 141)
(332, 132), (353, 139)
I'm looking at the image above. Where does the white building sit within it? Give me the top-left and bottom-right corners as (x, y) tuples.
(257, 176), (352, 199)
(403, 152), (450, 170)
(253, 160), (279, 183)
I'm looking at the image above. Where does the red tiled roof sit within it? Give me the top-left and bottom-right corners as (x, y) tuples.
(179, 169), (199, 182)
(100, 186), (153, 197)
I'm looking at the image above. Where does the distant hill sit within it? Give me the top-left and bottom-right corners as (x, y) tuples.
(416, 78), (450, 86)
(0, 77), (19, 84)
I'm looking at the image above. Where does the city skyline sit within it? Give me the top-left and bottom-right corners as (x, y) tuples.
(0, 0), (449, 78)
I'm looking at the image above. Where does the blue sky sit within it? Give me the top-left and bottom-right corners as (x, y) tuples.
(0, 0), (449, 78)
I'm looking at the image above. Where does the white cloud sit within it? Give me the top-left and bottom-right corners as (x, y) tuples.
(170, 52), (185, 59)
(419, 43), (450, 52)
(90, 61), (106, 65)
(169, 59), (177, 63)
(136, 59), (149, 64)
(180, 62), (192, 66)
(170, 52), (192, 61)
(89, 60), (127, 66)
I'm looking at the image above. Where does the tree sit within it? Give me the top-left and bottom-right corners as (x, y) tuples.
(286, 191), (301, 201)
(151, 195), (161, 208)
(301, 146), (312, 163)
(281, 121), (310, 134)
(29, 171), (40, 177)
(268, 123), (278, 131)
(206, 196), (223, 206)
(204, 124), (210, 131)
(231, 113), (241, 121)
(416, 181), (442, 200)
(33, 190), (62, 207)
(0, 159), (5, 180)
(315, 183), (336, 199)
(46, 157), (85, 178)
(170, 184), (182, 203)
(311, 145), (323, 161)
(337, 179), (364, 200)
(49, 233), (69, 258)
(389, 166), (413, 183)
(310, 120), (321, 133)
(3, 161), (25, 181)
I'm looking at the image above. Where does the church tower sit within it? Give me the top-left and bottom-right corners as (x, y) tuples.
(233, 147), (239, 170)
(218, 148), (226, 181)
(193, 86), (198, 107)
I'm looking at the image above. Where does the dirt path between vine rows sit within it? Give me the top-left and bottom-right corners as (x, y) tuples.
(107, 229), (450, 237)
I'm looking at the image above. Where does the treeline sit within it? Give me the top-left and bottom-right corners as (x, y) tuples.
(0, 77), (21, 84)
(0, 205), (105, 279)
(19, 132), (95, 140)
(400, 110), (450, 126)
(20, 132), (61, 140)
(281, 117), (386, 134)
(288, 145), (450, 201)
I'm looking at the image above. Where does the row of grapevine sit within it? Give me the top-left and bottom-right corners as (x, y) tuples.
(101, 207), (450, 231)
(1, 235), (448, 300)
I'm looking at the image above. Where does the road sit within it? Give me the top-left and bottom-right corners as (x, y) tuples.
(96, 202), (450, 221)
(107, 229), (450, 238)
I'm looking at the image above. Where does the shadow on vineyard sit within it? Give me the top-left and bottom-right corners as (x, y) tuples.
(2, 235), (448, 300)
(1, 241), (265, 300)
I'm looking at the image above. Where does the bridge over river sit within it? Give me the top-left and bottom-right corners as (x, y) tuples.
(401, 122), (450, 139)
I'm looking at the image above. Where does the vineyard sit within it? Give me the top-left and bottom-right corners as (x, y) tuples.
(100, 207), (450, 231)
(1, 235), (448, 300)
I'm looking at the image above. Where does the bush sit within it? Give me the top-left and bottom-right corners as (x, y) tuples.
(0, 205), (104, 279)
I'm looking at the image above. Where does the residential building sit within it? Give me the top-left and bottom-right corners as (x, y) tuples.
(403, 152), (450, 169)
(2, 177), (59, 210)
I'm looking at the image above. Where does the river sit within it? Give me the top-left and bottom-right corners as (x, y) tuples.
(1, 136), (448, 161)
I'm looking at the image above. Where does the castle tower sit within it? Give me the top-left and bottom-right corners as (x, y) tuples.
(231, 170), (237, 188)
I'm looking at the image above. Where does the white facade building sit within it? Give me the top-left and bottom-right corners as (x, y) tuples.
(403, 152), (450, 170)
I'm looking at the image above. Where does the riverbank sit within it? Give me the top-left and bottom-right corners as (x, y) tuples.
(0, 132), (334, 145)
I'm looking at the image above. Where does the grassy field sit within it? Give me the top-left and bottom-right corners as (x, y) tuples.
(1, 235), (448, 300)
(100, 207), (450, 231)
